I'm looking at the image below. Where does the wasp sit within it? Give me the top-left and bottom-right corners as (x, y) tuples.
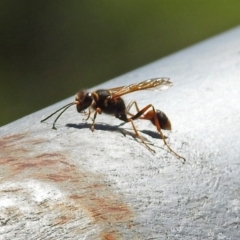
(41, 78), (185, 162)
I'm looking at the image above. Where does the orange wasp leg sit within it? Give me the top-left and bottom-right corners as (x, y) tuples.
(126, 101), (141, 117)
(130, 104), (186, 162)
(126, 101), (155, 149)
(91, 107), (102, 131)
(127, 119), (156, 153)
(83, 107), (94, 121)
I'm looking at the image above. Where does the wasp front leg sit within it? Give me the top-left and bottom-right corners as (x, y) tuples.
(91, 108), (102, 131)
(82, 108), (94, 122)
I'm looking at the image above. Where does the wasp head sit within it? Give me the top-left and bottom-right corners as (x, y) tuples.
(75, 90), (93, 112)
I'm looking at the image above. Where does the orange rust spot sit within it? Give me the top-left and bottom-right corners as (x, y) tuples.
(54, 215), (72, 225)
(59, 160), (75, 167)
(69, 194), (84, 200)
(82, 183), (104, 190)
(36, 153), (64, 159)
(101, 231), (122, 240)
(0, 157), (15, 164)
(0, 133), (27, 149)
(13, 163), (36, 170)
(1, 133), (26, 142)
(70, 193), (132, 223)
(31, 139), (46, 145)
(13, 160), (56, 171)
(54, 202), (79, 212)
(45, 173), (72, 182)
(90, 200), (131, 222)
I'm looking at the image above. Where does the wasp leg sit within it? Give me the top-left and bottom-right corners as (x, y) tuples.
(128, 118), (156, 153)
(127, 101), (148, 120)
(126, 100), (141, 113)
(130, 104), (186, 162)
(91, 108), (102, 131)
(83, 108), (94, 121)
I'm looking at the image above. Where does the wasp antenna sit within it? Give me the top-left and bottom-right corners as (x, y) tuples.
(52, 103), (76, 129)
(41, 102), (76, 122)
(41, 101), (78, 129)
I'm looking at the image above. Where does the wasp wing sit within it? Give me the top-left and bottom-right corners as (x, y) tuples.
(109, 78), (172, 99)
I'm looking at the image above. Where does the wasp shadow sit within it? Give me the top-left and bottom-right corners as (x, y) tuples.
(117, 122), (167, 140)
(66, 122), (137, 139)
(140, 130), (168, 140)
(66, 122), (155, 142)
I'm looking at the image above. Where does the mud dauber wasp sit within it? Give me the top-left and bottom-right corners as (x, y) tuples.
(41, 78), (185, 162)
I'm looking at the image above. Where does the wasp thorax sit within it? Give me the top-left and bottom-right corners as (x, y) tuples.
(75, 91), (93, 112)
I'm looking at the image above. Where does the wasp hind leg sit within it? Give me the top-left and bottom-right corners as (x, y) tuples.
(130, 104), (186, 162)
(127, 118), (156, 153)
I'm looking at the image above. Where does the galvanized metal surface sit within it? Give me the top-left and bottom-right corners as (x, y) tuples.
(1, 26), (240, 239)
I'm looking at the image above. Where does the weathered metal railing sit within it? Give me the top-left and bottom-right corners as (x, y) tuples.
(1, 26), (240, 239)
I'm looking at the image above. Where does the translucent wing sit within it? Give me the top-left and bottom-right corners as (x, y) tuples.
(108, 78), (172, 99)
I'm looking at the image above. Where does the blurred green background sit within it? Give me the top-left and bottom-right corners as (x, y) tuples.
(1, 1), (240, 127)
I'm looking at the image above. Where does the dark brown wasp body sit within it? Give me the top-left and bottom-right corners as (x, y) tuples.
(41, 78), (185, 162)
(85, 90), (128, 121)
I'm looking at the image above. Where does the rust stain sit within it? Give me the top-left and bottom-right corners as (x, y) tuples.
(0, 188), (23, 193)
(0, 132), (134, 238)
(0, 133), (26, 142)
(101, 231), (122, 240)
(90, 197), (131, 222)
(45, 173), (72, 182)
(13, 159), (57, 171)
(35, 153), (64, 159)
(69, 192), (132, 223)
(0, 156), (15, 164)
(0, 133), (26, 149)
(54, 215), (72, 225)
